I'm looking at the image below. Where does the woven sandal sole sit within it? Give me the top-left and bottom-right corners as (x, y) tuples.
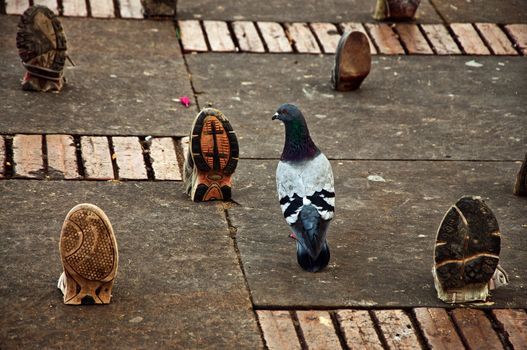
(189, 108), (238, 201)
(433, 196), (500, 301)
(59, 204), (118, 305)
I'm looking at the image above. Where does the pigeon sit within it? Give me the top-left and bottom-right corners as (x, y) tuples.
(272, 104), (335, 272)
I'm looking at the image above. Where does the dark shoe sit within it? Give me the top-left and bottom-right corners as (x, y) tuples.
(331, 31), (371, 91)
(373, 0), (421, 21)
(513, 153), (527, 196)
(433, 196), (508, 303)
(16, 5), (68, 92)
(184, 108), (239, 201)
(58, 204), (118, 305)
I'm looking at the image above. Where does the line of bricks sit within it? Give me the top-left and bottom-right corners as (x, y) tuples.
(178, 20), (527, 56)
(4, 0), (143, 18)
(0, 134), (185, 181)
(257, 308), (527, 350)
(4, 2), (526, 55)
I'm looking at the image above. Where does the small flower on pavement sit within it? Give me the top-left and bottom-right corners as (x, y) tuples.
(180, 96), (191, 107)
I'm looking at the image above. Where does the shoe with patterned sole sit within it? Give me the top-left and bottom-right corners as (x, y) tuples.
(433, 196), (508, 303)
(331, 31), (371, 92)
(184, 108), (239, 202)
(513, 153), (527, 196)
(373, 0), (421, 20)
(16, 5), (68, 92)
(58, 204), (118, 305)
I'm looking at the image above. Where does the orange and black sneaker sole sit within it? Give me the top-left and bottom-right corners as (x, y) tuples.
(189, 108), (239, 201)
(59, 203), (118, 305)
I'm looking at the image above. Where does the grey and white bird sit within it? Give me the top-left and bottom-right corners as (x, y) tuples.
(272, 103), (335, 272)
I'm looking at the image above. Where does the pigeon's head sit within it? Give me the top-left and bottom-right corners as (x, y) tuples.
(272, 103), (319, 161)
(272, 103), (304, 124)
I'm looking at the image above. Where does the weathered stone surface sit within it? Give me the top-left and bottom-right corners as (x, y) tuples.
(187, 54), (527, 160)
(177, 0), (441, 23)
(0, 181), (262, 349)
(431, 0), (527, 24)
(0, 16), (196, 136)
(229, 159), (527, 307)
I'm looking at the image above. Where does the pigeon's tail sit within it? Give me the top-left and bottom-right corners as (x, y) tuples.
(299, 204), (324, 258)
(294, 204), (330, 272)
(296, 241), (330, 273)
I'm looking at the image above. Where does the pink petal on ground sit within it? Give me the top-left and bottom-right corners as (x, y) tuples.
(180, 96), (191, 107)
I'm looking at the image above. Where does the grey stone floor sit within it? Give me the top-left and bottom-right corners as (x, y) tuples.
(0, 2), (526, 347)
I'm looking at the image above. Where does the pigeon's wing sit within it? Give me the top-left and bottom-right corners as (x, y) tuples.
(277, 160), (305, 225)
(301, 153), (335, 221)
(276, 153), (335, 224)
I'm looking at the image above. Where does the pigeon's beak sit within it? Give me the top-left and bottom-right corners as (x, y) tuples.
(272, 112), (280, 121)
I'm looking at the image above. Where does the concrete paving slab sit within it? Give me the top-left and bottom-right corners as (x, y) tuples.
(0, 181), (262, 349)
(229, 159), (527, 308)
(0, 16), (196, 136)
(187, 54), (527, 161)
(177, 0), (442, 23)
(430, 0), (527, 24)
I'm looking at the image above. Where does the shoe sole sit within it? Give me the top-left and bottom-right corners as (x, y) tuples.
(374, 0), (420, 20)
(332, 31), (371, 91)
(59, 204), (118, 305)
(17, 6), (67, 75)
(189, 108), (238, 201)
(434, 196), (501, 296)
(513, 153), (527, 196)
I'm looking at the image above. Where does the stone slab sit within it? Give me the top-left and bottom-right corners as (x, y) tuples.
(0, 16), (196, 136)
(229, 159), (527, 308)
(0, 181), (262, 349)
(177, 0), (442, 23)
(187, 54), (527, 160)
(431, 0), (527, 24)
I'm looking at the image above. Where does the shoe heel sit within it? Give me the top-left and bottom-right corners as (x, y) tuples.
(192, 171), (233, 201)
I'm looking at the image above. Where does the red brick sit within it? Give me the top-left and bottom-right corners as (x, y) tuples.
(178, 20), (208, 52)
(112, 137), (148, 180)
(12, 134), (44, 179)
(90, 0), (115, 18)
(374, 310), (421, 349)
(5, 0), (30, 15)
(505, 24), (527, 55)
(414, 308), (464, 350)
(233, 21), (265, 53)
(203, 21), (236, 52)
(62, 0), (87, 17)
(396, 24), (433, 55)
(119, 0), (143, 19)
(257, 22), (293, 53)
(149, 137), (181, 181)
(336, 310), (383, 349)
(310, 22), (340, 54)
(46, 135), (80, 179)
(81, 136), (114, 180)
(285, 23), (321, 53)
(450, 23), (491, 55)
(492, 309), (527, 349)
(365, 23), (405, 55)
(296, 310), (341, 350)
(476, 23), (517, 55)
(421, 24), (461, 55)
(257, 310), (301, 350)
(451, 308), (502, 350)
